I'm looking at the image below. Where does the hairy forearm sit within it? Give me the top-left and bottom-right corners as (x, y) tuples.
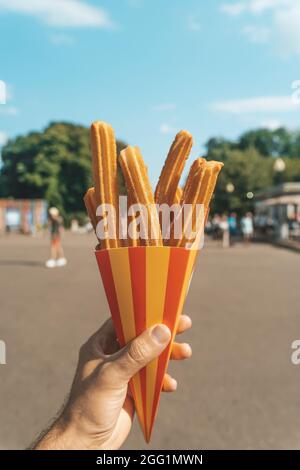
(32, 416), (101, 450)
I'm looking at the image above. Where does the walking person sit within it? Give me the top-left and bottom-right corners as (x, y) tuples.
(241, 212), (254, 245)
(228, 212), (237, 244)
(45, 207), (67, 268)
(219, 214), (230, 248)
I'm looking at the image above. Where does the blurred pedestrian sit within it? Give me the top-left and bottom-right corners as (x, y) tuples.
(219, 214), (230, 248)
(211, 213), (221, 240)
(45, 207), (67, 268)
(228, 212), (237, 241)
(241, 212), (254, 244)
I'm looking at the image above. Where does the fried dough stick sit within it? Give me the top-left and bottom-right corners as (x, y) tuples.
(91, 121), (119, 249)
(120, 146), (162, 246)
(155, 130), (193, 206)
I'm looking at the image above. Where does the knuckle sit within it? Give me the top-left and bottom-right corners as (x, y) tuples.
(127, 339), (148, 365)
(79, 342), (88, 358)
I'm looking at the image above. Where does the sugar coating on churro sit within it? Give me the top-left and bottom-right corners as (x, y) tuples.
(174, 186), (183, 205)
(155, 130), (193, 207)
(120, 146), (162, 246)
(91, 121), (119, 249)
(181, 158), (206, 202)
(202, 161), (224, 209)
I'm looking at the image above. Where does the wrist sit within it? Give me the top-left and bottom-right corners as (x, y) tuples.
(34, 415), (98, 450)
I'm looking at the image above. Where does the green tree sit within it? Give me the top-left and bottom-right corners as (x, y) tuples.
(238, 127), (300, 157)
(208, 148), (273, 214)
(205, 127), (300, 214)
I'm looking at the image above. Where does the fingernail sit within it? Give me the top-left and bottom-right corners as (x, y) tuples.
(152, 324), (171, 344)
(183, 343), (192, 357)
(170, 378), (178, 390)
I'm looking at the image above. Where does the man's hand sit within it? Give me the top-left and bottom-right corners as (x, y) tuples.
(34, 316), (192, 450)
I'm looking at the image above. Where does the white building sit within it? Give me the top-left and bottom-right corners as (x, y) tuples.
(254, 183), (300, 241)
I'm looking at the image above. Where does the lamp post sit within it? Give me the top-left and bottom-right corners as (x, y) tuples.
(273, 157), (286, 184)
(226, 182), (235, 193)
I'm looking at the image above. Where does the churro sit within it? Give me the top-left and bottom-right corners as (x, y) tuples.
(174, 187), (183, 205)
(91, 121), (119, 249)
(120, 146), (162, 246)
(182, 158), (206, 202)
(169, 160), (223, 247)
(127, 193), (139, 247)
(155, 130), (193, 206)
(202, 161), (224, 209)
(84, 187), (98, 232)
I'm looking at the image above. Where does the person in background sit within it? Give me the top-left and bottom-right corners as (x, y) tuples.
(219, 214), (230, 248)
(228, 212), (237, 243)
(45, 207), (67, 268)
(241, 212), (254, 244)
(211, 213), (221, 240)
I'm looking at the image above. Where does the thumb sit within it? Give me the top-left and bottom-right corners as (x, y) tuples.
(110, 324), (171, 384)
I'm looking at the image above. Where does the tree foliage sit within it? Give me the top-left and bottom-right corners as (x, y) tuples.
(205, 127), (300, 214)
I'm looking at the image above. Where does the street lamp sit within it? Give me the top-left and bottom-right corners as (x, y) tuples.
(273, 157), (286, 185)
(273, 157), (286, 173)
(226, 182), (235, 193)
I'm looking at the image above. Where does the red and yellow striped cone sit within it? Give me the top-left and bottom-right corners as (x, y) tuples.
(95, 246), (198, 442)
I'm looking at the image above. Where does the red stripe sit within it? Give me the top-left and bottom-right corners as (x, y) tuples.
(95, 250), (125, 347)
(128, 247), (147, 431)
(150, 248), (191, 434)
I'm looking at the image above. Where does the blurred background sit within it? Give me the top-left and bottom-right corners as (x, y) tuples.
(0, 0), (300, 450)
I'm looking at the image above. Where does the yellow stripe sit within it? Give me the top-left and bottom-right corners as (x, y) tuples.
(109, 248), (144, 427)
(145, 246), (170, 436)
(171, 249), (198, 343)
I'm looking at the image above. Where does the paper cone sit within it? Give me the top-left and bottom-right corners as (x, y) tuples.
(95, 246), (198, 442)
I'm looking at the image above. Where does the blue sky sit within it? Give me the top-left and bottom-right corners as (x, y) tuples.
(1, 0), (300, 182)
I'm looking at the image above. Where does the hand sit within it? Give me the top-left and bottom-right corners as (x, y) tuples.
(34, 315), (192, 450)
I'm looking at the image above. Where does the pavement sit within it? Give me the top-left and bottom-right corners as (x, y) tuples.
(0, 233), (300, 450)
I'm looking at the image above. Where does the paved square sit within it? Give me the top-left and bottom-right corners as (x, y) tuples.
(0, 233), (300, 449)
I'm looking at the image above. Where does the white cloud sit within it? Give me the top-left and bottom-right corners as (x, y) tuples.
(221, 0), (300, 55)
(0, 0), (115, 28)
(160, 123), (176, 134)
(0, 131), (8, 146)
(187, 15), (201, 32)
(261, 119), (282, 129)
(247, 0), (284, 14)
(0, 80), (6, 104)
(221, 0), (287, 16)
(152, 103), (176, 112)
(274, 4), (300, 55)
(210, 96), (299, 114)
(50, 33), (75, 45)
(0, 106), (20, 116)
(221, 2), (246, 16)
(243, 24), (270, 43)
